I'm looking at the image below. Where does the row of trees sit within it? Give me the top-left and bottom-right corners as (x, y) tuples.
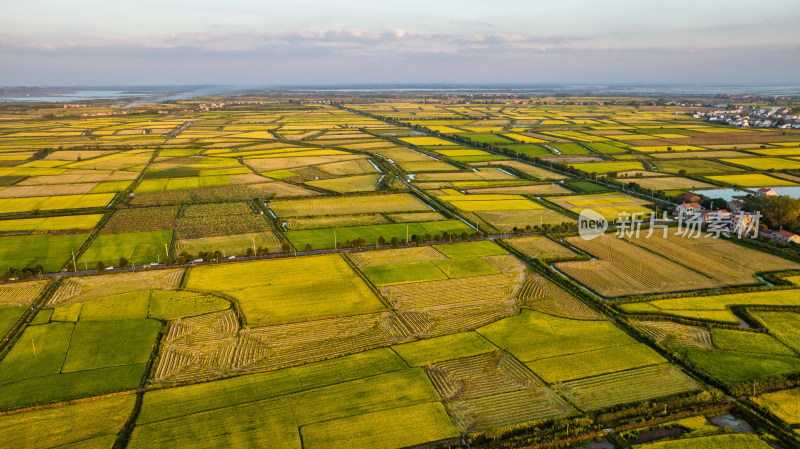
(3, 265), (44, 280)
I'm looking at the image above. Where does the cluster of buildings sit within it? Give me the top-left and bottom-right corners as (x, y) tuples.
(694, 106), (800, 129)
(80, 110), (129, 117)
(674, 190), (800, 244)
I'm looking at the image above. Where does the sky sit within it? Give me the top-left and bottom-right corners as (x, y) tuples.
(1, 0), (799, 86)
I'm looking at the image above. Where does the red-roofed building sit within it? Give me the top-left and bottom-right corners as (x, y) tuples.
(757, 188), (777, 197)
(677, 193), (701, 203)
(675, 203), (703, 215)
(775, 230), (800, 244)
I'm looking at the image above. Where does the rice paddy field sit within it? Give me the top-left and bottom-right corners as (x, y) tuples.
(2, 97), (800, 448)
(705, 173), (798, 187)
(547, 193), (653, 220)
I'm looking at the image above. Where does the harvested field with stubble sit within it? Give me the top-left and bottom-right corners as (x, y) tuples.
(517, 271), (602, 320)
(629, 320), (714, 349)
(48, 269), (184, 306)
(558, 364), (701, 410)
(283, 214), (390, 230)
(556, 235), (720, 297)
(625, 232), (800, 286)
(427, 350), (574, 431)
(0, 279), (49, 306)
(506, 235), (581, 262)
(349, 246), (447, 267)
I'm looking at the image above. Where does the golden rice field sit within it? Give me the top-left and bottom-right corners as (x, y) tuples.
(705, 173), (797, 187)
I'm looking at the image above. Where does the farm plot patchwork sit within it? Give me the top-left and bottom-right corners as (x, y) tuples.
(134, 348), (459, 449)
(555, 235), (722, 297)
(633, 320), (800, 386)
(437, 192), (572, 233)
(0, 280), (49, 336)
(476, 310), (699, 410)
(618, 289), (800, 324)
(0, 317), (159, 410)
(516, 271), (602, 320)
(624, 233), (800, 287)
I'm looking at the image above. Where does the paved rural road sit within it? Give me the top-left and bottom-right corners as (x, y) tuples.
(5, 230), (548, 284)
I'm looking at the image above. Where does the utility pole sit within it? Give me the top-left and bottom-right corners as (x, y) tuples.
(164, 243), (169, 257)
(334, 230), (337, 249)
(32, 338), (36, 358)
(252, 237), (256, 256)
(72, 251), (77, 272)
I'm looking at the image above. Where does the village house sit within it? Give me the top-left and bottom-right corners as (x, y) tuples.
(774, 230), (800, 244)
(756, 188), (777, 197)
(677, 193), (701, 203)
(675, 202), (703, 216)
(727, 199), (745, 213)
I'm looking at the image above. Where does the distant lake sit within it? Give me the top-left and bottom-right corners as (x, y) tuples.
(692, 186), (800, 201)
(0, 90), (141, 102)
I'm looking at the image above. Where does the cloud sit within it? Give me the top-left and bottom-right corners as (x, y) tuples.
(0, 27), (592, 56)
(0, 26), (798, 86)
